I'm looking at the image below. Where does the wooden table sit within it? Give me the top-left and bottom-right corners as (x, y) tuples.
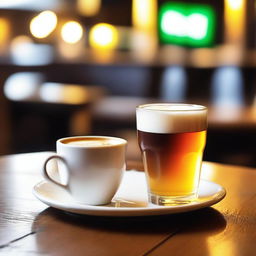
(0, 152), (256, 255)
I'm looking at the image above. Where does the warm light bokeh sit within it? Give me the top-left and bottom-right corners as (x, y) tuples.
(40, 83), (89, 104)
(224, 0), (246, 45)
(132, 0), (157, 32)
(89, 23), (118, 49)
(0, 18), (10, 54)
(0, 18), (9, 43)
(30, 10), (57, 39)
(61, 21), (84, 44)
(227, 0), (243, 10)
(77, 0), (101, 16)
(131, 0), (158, 62)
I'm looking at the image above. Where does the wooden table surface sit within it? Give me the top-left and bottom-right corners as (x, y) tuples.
(0, 152), (256, 255)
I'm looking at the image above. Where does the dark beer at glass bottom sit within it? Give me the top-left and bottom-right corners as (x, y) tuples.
(136, 103), (207, 205)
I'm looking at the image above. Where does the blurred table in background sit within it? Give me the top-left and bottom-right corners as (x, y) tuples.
(206, 106), (256, 167)
(1, 77), (105, 154)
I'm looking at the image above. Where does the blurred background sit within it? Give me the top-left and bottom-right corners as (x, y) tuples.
(0, 0), (256, 166)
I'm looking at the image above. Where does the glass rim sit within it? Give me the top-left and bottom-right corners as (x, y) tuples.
(136, 103), (207, 112)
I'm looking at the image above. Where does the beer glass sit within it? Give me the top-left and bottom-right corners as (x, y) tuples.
(136, 103), (207, 205)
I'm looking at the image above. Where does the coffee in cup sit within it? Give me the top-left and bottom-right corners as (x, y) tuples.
(43, 136), (127, 205)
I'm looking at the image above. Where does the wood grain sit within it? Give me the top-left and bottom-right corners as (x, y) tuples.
(0, 153), (256, 255)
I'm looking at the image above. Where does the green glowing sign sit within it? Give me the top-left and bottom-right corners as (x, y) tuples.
(158, 2), (216, 47)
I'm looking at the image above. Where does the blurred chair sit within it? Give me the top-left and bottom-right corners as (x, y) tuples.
(3, 72), (105, 153)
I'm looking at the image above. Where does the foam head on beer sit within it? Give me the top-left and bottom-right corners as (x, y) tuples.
(136, 103), (207, 134)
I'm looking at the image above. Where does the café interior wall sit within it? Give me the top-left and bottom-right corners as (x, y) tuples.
(0, 1), (255, 167)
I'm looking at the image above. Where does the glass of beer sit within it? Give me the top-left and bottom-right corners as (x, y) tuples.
(136, 103), (207, 205)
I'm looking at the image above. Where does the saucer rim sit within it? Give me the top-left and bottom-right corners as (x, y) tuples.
(33, 172), (226, 217)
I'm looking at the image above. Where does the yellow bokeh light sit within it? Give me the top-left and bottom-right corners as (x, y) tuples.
(30, 11), (57, 39)
(61, 21), (83, 44)
(0, 18), (9, 43)
(89, 23), (118, 49)
(132, 0), (157, 32)
(224, 0), (245, 44)
(77, 0), (101, 16)
(226, 0), (243, 10)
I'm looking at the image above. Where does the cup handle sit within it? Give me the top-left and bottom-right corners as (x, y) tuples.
(43, 155), (70, 189)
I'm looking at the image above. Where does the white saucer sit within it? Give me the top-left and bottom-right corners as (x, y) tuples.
(33, 170), (226, 217)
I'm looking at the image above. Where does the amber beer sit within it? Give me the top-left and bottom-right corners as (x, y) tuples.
(136, 103), (207, 205)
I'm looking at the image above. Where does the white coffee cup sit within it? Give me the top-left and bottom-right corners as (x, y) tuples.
(43, 136), (127, 205)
